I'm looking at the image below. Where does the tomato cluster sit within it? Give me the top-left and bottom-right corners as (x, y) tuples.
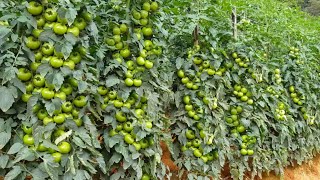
(232, 52), (260, 81)
(99, 1), (161, 179)
(288, 85), (310, 120)
(274, 102), (288, 121)
(273, 68), (282, 85)
(266, 86), (281, 98)
(100, 89), (155, 151)
(288, 46), (300, 60)
(233, 84), (254, 105)
(182, 128), (218, 163)
(105, 1), (160, 88)
(18, 1), (93, 163)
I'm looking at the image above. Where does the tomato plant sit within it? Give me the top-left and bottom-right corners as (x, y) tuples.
(1, 0), (320, 180)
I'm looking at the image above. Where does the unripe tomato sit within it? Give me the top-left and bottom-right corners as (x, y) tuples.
(53, 23), (68, 35)
(52, 152), (62, 163)
(44, 8), (57, 22)
(67, 26), (80, 37)
(23, 134), (34, 146)
(17, 68), (32, 81)
(150, 2), (159, 11)
(26, 36), (41, 50)
(73, 18), (87, 30)
(27, 1), (43, 16)
(58, 141), (71, 154)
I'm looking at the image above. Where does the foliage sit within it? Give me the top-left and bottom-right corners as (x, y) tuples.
(1, 0), (320, 180)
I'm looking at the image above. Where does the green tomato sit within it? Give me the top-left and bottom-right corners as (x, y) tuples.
(69, 52), (82, 64)
(108, 91), (117, 100)
(115, 111), (127, 122)
(140, 139), (149, 149)
(97, 86), (108, 95)
(58, 141), (71, 154)
(32, 74), (45, 87)
(63, 60), (75, 70)
(247, 149), (254, 156)
(32, 104), (41, 113)
(120, 49), (131, 58)
(113, 100), (124, 108)
(77, 46), (87, 56)
(144, 40), (153, 50)
(123, 122), (134, 132)
(186, 130), (195, 140)
(41, 88), (55, 100)
(113, 26), (121, 35)
(44, 8), (57, 22)
(74, 18), (87, 31)
(240, 148), (248, 156)
(142, 27), (152, 36)
(26, 36), (41, 50)
(140, 10), (149, 19)
(52, 152), (62, 162)
(27, 1), (43, 16)
(150, 2), (159, 11)
(133, 79), (142, 87)
(30, 61), (41, 72)
(133, 142), (141, 151)
(237, 125), (246, 133)
(143, 2), (151, 11)
(50, 57), (64, 68)
(81, 11), (92, 22)
(135, 109), (145, 119)
(73, 95), (87, 108)
(60, 83), (73, 95)
(17, 68), (32, 81)
(72, 108), (79, 118)
(21, 93), (32, 102)
(177, 70), (185, 78)
(106, 38), (115, 46)
(37, 143), (48, 152)
(22, 125), (33, 134)
(53, 23), (67, 35)
(202, 97), (209, 105)
(119, 24), (128, 33)
(67, 26), (80, 37)
(193, 149), (202, 158)
(124, 134), (134, 144)
(32, 29), (43, 38)
(37, 109), (48, 120)
(43, 117), (53, 125)
(41, 43), (55, 56)
(44, 22), (55, 29)
(145, 121), (153, 129)
(125, 78), (134, 87)
(53, 114), (65, 124)
(192, 139), (201, 147)
(144, 60), (154, 69)
(23, 134), (35, 146)
(132, 10), (141, 20)
(36, 16), (45, 27)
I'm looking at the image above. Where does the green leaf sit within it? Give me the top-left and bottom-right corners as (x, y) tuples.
(105, 75), (120, 87)
(7, 142), (24, 154)
(96, 156), (107, 174)
(0, 155), (9, 169)
(12, 147), (35, 164)
(0, 86), (15, 112)
(5, 165), (22, 180)
(176, 57), (184, 69)
(53, 72), (64, 90)
(0, 131), (11, 149)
